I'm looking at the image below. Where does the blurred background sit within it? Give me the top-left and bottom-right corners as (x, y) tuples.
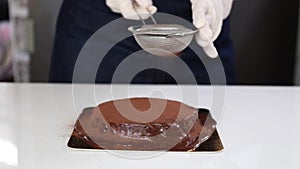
(0, 0), (299, 85)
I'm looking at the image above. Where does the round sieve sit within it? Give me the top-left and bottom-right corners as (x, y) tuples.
(128, 24), (198, 57)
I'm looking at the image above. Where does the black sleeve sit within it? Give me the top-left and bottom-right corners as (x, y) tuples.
(0, 0), (9, 21)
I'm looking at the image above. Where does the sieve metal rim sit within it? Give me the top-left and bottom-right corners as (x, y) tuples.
(128, 24), (198, 37)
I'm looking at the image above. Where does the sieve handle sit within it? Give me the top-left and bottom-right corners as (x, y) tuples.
(149, 14), (157, 25)
(131, 0), (157, 25)
(132, 0), (146, 25)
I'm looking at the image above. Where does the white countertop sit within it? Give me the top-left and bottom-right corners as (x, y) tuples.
(0, 83), (300, 169)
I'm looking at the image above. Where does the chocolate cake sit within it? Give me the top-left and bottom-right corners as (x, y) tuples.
(69, 98), (217, 151)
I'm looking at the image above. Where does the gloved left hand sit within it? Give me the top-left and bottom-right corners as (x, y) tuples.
(191, 0), (233, 58)
(106, 0), (157, 20)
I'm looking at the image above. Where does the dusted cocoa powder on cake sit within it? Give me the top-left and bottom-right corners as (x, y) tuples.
(70, 98), (216, 151)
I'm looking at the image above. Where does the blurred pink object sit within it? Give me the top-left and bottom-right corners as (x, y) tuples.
(0, 21), (13, 81)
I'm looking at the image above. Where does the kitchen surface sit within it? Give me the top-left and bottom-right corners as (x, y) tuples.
(1, 83), (300, 169)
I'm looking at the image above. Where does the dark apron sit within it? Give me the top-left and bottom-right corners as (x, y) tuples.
(49, 0), (235, 84)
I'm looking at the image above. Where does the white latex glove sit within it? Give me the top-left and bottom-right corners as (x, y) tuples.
(191, 0), (233, 58)
(106, 0), (157, 20)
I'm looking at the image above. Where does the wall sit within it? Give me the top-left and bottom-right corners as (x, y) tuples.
(230, 0), (298, 85)
(295, 1), (300, 85)
(29, 0), (62, 82)
(28, 0), (299, 85)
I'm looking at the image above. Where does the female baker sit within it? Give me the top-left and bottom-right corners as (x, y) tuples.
(49, 0), (235, 84)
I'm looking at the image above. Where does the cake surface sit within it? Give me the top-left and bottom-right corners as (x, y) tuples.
(71, 98), (216, 151)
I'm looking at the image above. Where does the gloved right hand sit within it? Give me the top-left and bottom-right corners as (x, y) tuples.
(191, 0), (233, 58)
(106, 0), (157, 20)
